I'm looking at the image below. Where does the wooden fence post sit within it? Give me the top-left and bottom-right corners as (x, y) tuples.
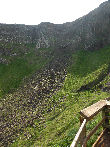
(102, 106), (109, 129)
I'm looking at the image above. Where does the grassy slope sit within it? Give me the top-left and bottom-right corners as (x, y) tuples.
(0, 44), (51, 97)
(10, 46), (110, 147)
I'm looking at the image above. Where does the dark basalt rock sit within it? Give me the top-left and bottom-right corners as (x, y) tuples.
(1, 1), (110, 57)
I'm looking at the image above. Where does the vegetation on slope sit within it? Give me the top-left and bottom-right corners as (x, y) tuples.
(0, 44), (52, 97)
(5, 45), (109, 147)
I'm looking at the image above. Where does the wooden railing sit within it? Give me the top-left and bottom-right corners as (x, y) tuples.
(70, 97), (110, 147)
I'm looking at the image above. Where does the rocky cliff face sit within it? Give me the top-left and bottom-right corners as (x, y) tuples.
(0, 1), (110, 56)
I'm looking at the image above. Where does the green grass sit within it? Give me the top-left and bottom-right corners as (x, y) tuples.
(10, 91), (109, 147)
(9, 45), (110, 147)
(70, 46), (110, 76)
(0, 44), (52, 97)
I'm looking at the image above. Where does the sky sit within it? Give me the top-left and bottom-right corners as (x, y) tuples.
(0, 0), (106, 25)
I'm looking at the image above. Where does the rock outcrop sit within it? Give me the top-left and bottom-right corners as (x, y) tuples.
(0, 1), (110, 55)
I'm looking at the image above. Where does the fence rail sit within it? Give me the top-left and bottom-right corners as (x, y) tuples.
(70, 119), (87, 147)
(70, 98), (110, 147)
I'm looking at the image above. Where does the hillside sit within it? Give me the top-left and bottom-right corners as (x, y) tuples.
(1, 1), (110, 53)
(1, 45), (110, 147)
(0, 1), (110, 147)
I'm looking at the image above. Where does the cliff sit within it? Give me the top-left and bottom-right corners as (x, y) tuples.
(0, 1), (110, 55)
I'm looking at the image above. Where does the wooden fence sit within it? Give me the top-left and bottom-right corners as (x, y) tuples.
(70, 97), (110, 147)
